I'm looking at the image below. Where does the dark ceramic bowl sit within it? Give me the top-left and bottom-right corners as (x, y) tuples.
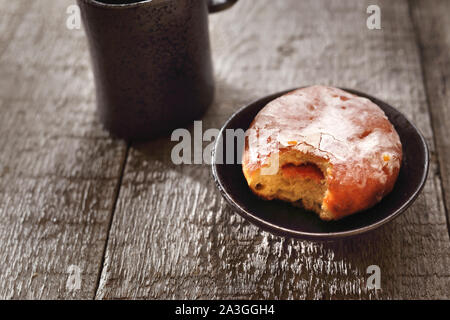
(212, 88), (429, 240)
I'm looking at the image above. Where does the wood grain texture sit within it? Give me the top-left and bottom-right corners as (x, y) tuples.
(410, 0), (450, 234)
(0, 1), (127, 299)
(96, 0), (450, 299)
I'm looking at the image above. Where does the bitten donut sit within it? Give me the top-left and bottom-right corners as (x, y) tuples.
(242, 85), (402, 220)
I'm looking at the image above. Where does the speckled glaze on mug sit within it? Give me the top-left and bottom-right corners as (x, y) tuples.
(77, 0), (238, 140)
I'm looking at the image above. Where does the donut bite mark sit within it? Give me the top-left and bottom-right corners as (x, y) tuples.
(243, 149), (333, 219)
(242, 85), (403, 221)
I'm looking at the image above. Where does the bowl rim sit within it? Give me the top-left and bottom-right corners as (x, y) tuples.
(211, 87), (430, 240)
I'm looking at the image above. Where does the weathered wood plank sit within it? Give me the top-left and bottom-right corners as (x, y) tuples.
(410, 0), (450, 235)
(96, 0), (450, 299)
(0, 1), (127, 299)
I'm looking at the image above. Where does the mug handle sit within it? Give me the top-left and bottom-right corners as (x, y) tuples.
(208, 0), (239, 13)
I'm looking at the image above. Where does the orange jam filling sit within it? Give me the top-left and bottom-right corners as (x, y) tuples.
(281, 163), (324, 183)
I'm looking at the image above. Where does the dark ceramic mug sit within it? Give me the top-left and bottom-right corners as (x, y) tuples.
(78, 0), (239, 140)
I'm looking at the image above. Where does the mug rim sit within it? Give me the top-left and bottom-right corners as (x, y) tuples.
(78, 0), (170, 9)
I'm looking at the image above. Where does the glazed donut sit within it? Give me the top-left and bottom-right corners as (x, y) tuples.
(242, 85), (402, 220)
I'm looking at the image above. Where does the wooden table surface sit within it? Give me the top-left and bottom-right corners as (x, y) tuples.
(0, 0), (449, 300)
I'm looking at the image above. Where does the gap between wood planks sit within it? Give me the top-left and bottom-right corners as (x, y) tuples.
(93, 142), (131, 299)
(407, 0), (450, 242)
